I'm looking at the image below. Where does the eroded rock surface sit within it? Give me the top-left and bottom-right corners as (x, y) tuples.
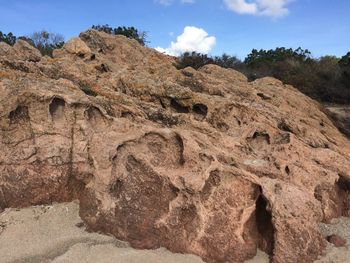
(1, 30), (350, 263)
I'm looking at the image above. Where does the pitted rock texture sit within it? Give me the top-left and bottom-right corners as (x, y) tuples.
(1, 30), (350, 263)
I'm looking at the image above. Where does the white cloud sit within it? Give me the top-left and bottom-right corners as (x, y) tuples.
(224, 0), (293, 18)
(181, 0), (195, 3)
(155, 26), (216, 56)
(224, 0), (258, 14)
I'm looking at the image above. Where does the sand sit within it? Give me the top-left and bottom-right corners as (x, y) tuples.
(0, 202), (348, 263)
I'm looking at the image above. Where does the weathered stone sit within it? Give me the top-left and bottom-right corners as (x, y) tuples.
(13, 39), (42, 62)
(0, 29), (350, 263)
(53, 37), (91, 58)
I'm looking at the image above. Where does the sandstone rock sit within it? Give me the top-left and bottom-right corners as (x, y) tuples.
(13, 39), (42, 62)
(53, 37), (91, 58)
(1, 29), (350, 263)
(326, 235), (347, 247)
(0, 42), (16, 57)
(324, 104), (350, 138)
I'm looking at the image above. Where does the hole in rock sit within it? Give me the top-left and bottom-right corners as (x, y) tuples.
(49, 98), (66, 120)
(336, 176), (350, 216)
(285, 166), (290, 175)
(85, 106), (106, 127)
(8, 106), (29, 124)
(96, 63), (109, 73)
(78, 53), (85, 59)
(217, 122), (230, 132)
(90, 54), (96, 60)
(110, 179), (123, 198)
(256, 195), (275, 256)
(170, 99), (190, 113)
(253, 132), (270, 143)
(248, 132), (271, 150)
(192, 104), (208, 118)
(278, 120), (293, 133)
(174, 133), (185, 165)
(257, 93), (271, 100)
(80, 86), (98, 97)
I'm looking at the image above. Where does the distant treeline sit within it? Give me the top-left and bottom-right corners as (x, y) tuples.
(0, 30), (64, 57)
(1, 26), (349, 104)
(176, 50), (350, 104)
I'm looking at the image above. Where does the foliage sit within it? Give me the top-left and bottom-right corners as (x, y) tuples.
(176, 48), (350, 103)
(213, 53), (241, 69)
(0, 30), (64, 56)
(27, 30), (65, 56)
(176, 52), (215, 70)
(0, 31), (17, 46)
(244, 47), (312, 66)
(241, 48), (349, 103)
(339, 52), (350, 88)
(91, 24), (147, 46)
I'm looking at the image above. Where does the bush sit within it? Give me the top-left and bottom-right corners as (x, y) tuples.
(176, 52), (215, 70)
(0, 30), (64, 56)
(0, 31), (17, 46)
(339, 52), (350, 89)
(91, 24), (147, 46)
(213, 53), (242, 69)
(27, 30), (65, 56)
(242, 47), (349, 103)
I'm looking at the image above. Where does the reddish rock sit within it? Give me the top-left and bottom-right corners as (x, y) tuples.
(326, 235), (347, 247)
(1, 30), (350, 263)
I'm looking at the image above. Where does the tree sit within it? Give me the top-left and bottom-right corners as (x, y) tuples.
(91, 24), (147, 46)
(0, 31), (17, 46)
(244, 47), (312, 67)
(28, 30), (65, 56)
(241, 47), (350, 103)
(339, 52), (350, 89)
(176, 52), (215, 70)
(213, 53), (241, 69)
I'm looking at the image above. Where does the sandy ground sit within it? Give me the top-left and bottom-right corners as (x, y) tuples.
(0, 202), (348, 263)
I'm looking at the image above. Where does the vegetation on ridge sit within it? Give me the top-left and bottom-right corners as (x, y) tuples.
(176, 49), (350, 104)
(91, 24), (147, 46)
(0, 30), (64, 57)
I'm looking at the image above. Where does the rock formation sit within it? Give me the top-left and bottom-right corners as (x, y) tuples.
(0, 30), (350, 263)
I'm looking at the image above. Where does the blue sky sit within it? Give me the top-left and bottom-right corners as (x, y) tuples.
(0, 0), (349, 59)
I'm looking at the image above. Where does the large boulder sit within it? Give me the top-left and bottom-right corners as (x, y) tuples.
(13, 39), (42, 62)
(0, 30), (350, 263)
(0, 42), (16, 58)
(53, 37), (91, 58)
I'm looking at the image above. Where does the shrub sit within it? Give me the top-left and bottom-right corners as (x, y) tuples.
(0, 31), (17, 46)
(176, 52), (215, 70)
(91, 24), (147, 46)
(27, 30), (65, 57)
(339, 52), (350, 89)
(213, 53), (242, 69)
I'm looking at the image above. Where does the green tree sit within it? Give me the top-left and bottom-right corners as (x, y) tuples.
(91, 24), (147, 46)
(176, 52), (215, 70)
(28, 30), (65, 56)
(242, 47), (350, 103)
(0, 31), (17, 46)
(339, 52), (350, 89)
(213, 53), (241, 69)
